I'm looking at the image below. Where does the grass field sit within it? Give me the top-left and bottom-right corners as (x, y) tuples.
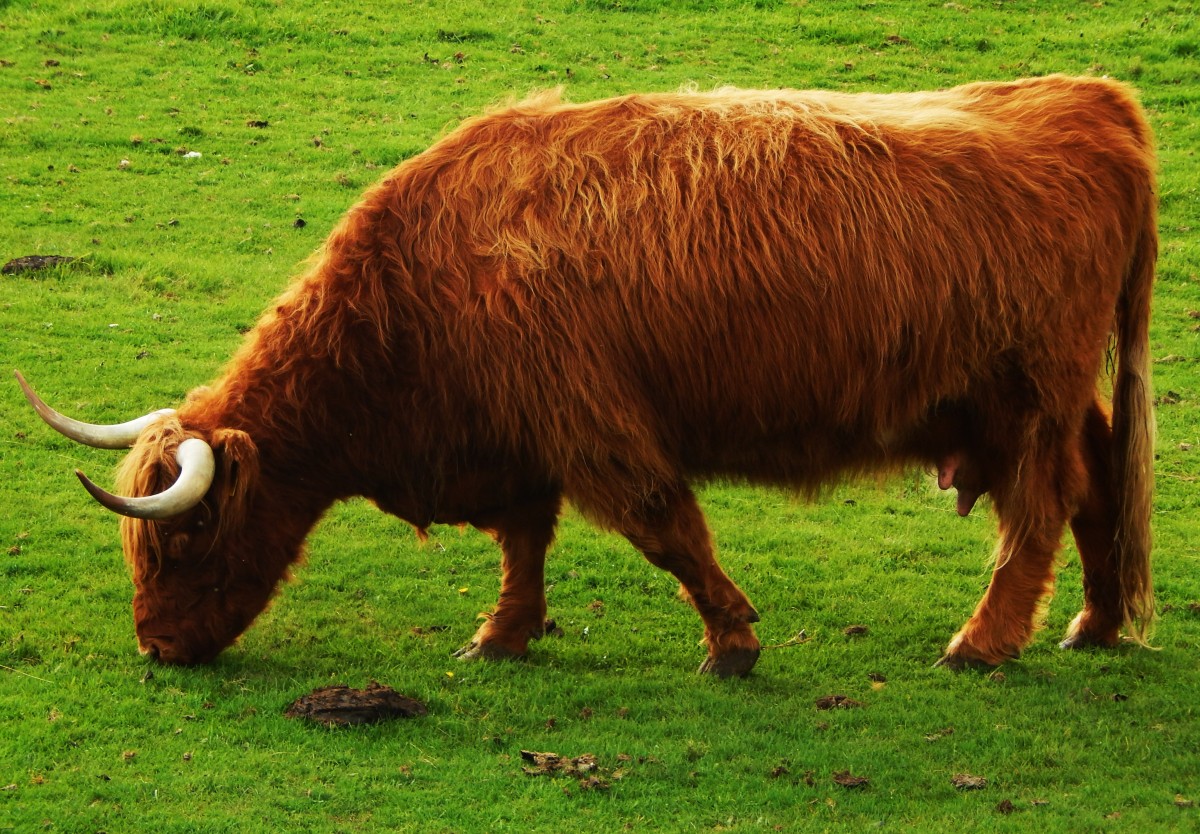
(2, 0), (1199, 831)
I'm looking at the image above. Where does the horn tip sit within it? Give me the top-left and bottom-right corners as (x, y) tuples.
(74, 468), (133, 517)
(74, 468), (103, 496)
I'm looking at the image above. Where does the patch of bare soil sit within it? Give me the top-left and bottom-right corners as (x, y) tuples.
(284, 682), (427, 727)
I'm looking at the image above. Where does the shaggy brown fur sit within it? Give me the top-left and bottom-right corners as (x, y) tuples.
(110, 75), (1156, 673)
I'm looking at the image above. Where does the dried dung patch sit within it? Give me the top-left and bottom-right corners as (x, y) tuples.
(951, 773), (988, 790)
(284, 681), (427, 727)
(815, 694), (863, 710)
(924, 726), (954, 742)
(520, 750), (620, 791)
(832, 770), (870, 789)
(521, 750), (598, 778)
(3, 255), (79, 274)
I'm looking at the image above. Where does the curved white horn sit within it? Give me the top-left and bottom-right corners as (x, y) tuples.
(15, 369), (175, 449)
(75, 438), (216, 520)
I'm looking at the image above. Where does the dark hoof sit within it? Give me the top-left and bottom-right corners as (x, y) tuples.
(1059, 634), (1117, 650)
(1059, 618), (1120, 650)
(453, 640), (522, 661)
(699, 647), (760, 678)
(934, 653), (1000, 672)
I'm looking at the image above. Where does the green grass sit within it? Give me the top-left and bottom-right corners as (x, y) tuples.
(3, 0), (1200, 831)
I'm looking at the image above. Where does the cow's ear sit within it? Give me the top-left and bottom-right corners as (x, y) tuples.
(210, 428), (259, 529)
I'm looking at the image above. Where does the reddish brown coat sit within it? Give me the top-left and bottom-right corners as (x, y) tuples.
(107, 76), (1155, 672)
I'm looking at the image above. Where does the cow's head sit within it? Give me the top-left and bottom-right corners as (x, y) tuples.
(17, 371), (284, 664)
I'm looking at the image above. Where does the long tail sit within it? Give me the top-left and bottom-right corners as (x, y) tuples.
(1111, 198), (1157, 644)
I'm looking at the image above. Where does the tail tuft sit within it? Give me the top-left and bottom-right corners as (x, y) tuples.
(1111, 212), (1157, 645)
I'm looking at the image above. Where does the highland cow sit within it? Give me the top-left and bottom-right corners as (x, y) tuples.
(19, 74), (1157, 676)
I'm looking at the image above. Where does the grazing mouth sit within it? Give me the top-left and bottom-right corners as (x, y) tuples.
(138, 636), (184, 663)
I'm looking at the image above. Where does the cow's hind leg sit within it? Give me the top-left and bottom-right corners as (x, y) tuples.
(455, 494), (561, 661)
(939, 429), (1085, 668)
(616, 485), (761, 677)
(1061, 401), (1123, 649)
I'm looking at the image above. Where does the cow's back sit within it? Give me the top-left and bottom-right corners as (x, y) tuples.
(351, 76), (1154, 490)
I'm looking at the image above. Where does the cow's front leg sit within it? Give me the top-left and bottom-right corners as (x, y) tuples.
(618, 485), (761, 677)
(455, 494), (561, 661)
